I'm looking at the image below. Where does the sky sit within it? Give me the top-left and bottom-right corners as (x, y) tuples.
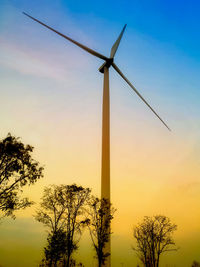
(0, 0), (200, 266)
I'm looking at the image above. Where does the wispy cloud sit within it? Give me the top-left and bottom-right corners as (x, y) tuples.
(0, 38), (82, 82)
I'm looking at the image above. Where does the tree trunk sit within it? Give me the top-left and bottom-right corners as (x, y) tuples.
(66, 254), (70, 267)
(156, 254), (160, 267)
(98, 257), (102, 267)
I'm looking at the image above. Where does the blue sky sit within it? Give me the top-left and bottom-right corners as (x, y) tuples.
(2, 0), (200, 56)
(27, 0), (200, 59)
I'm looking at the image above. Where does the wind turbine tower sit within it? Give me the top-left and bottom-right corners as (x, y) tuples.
(23, 12), (170, 267)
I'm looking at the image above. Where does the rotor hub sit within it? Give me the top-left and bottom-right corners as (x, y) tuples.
(99, 58), (113, 73)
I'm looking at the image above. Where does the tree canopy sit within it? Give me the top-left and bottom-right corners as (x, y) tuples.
(35, 184), (91, 267)
(86, 197), (116, 267)
(133, 215), (177, 267)
(0, 133), (43, 218)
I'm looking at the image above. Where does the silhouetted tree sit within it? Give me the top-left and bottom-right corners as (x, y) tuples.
(35, 184), (91, 267)
(41, 229), (68, 267)
(86, 197), (115, 267)
(0, 133), (43, 218)
(192, 261), (200, 267)
(133, 215), (177, 267)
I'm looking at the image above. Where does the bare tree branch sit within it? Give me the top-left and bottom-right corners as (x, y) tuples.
(133, 215), (178, 267)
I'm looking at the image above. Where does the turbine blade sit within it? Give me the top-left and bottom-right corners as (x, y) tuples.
(110, 24), (127, 58)
(112, 63), (171, 131)
(23, 12), (108, 61)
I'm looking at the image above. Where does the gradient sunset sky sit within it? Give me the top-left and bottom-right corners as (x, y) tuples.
(1, 0), (200, 266)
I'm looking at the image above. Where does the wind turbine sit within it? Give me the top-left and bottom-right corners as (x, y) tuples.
(23, 12), (170, 267)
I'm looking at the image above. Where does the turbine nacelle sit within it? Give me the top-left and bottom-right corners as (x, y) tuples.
(99, 58), (113, 73)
